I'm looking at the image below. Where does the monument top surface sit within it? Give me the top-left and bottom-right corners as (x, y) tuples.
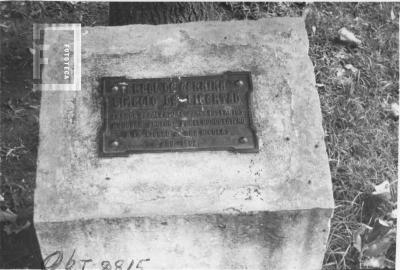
(35, 18), (333, 223)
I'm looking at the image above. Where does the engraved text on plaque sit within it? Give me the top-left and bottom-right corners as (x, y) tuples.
(100, 72), (258, 156)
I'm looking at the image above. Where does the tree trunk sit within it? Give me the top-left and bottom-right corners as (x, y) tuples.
(109, 2), (221, 26)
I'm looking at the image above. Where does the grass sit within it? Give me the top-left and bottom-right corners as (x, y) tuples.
(0, 2), (109, 268)
(306, 3), (398, 269)
(0, 2), (398, 270)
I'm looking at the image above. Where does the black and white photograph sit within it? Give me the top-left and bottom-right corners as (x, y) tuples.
(0, 2), (398, 270)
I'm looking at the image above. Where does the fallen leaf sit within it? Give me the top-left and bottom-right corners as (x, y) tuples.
(390, 8), (395, 20)
(312, 25), (316, 35)
(389, 208), (397, 219)
(361, 255), (387, 269)
(0, 208), (17, 223)
(0, 194), (4, 202)
(390, 103), (399, 118)
(353, 228), (364, 253)
(28, 47), (35, 55)
(3, 220), (31, 235)
(372, 180), (390, 196)
(338, 27), (362, 46)
(344, 64), (358, 73)
(336, 50), (349, 60)
(353, 223), (372, 253)
(336, 67), (346, 77)
(362, 219), (396, 257)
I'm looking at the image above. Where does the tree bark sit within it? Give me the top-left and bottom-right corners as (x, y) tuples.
(109, 2), (221, 26)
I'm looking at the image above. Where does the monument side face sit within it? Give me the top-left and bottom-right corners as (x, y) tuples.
(36, 209), (332, 270)
(35, 18), (334, 269)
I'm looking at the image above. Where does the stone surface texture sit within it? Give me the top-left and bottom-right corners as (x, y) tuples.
(35, 18), (334, 270)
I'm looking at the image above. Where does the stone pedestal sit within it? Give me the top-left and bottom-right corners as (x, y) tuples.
(35, 18), (334, 270)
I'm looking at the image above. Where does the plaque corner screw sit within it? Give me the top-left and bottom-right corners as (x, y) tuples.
(111, 140), (119, 147)
(236, 80), (244, 87)
(239, 137), (248, 144)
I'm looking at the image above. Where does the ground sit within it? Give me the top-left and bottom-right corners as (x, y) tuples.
(0, 2), (398, 270)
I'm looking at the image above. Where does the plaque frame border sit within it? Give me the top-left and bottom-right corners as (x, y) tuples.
(98, 71), (259, 157)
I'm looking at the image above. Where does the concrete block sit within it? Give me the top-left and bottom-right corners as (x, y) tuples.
(35, 18), (334, 269)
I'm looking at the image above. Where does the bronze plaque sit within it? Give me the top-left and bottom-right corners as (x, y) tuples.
(100, 71), (258, 156)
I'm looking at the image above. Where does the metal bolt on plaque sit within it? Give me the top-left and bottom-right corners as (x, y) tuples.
(239, 137), (248, 144)
(236, 80), (244, 87)
(111, 140), (119, 147)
